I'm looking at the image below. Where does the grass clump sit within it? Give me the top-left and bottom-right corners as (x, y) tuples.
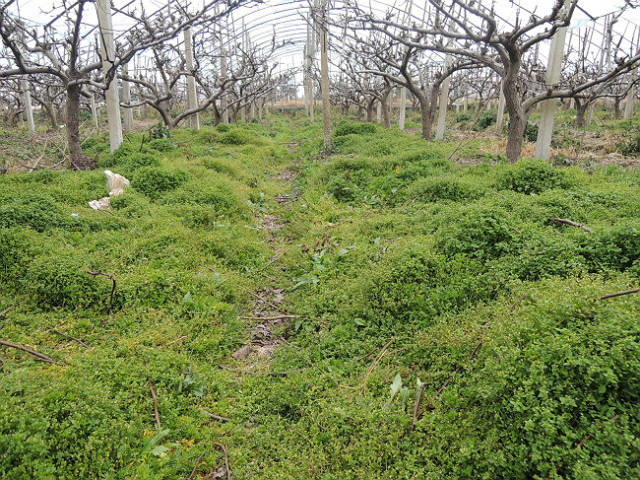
(497, 158), (570, 194)
(0, 192), (66, 231)
(132, 166), (189, 198)
(436, 205), (520, 260)
(407, 176), (485, 203)
(23, 254), (109, 310)
(333, 120), (377, 137)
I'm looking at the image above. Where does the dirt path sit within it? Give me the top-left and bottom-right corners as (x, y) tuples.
(230, 144), (301, 371)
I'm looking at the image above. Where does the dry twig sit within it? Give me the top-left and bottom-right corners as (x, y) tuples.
(249, 252), (282, 277)
(186, 449), (207, 480)
(52, 329), (89, 348)
(551, 218), (593, 233)
(199, 408), (231, 423)
(212, 442), (231, 480)
(361, 338), (394, 392)
(85, 270), (116, 314)
(599, 288), (640, 300)
(575, 414), (620, 449)
(0, 340), (55, 363)
(241, 315), (299, 321)
(148, 381), (162, 430)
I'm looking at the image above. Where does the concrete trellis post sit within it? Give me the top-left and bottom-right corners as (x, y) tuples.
(435, 56), (452, 140)
(318, 0), (331, 150)
(534, 4), (569, 160)
(95, 0), (123, 152)
(305, 12), (315, 122)
(90, 94), (99, 129)
(15, 5), (34, 133)
(122, 63), (134, 131)
(399, 87), (407, 130)
(624, 87), (635, 119)
(21, 79), (35, 133)
(495, 82), (505, 132)
(220, 32), (228, 124)
(184, 27), (200, 130)
(376, 101), (381, 123)
(624, 71), (636, 119)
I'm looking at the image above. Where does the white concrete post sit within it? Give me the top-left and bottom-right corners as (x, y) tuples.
(399, 87), (407, 130)
(535, 4), (569, 160)
(318, 0), (331, 149)
(121, 63), (134, 131)
(90, 94), (99, 129)
(95, 0), (123, 152)
(376, 101), (381, 123)
(220, 34), (228, 124)
(184, 27), (200, 130)
(624, 81), (636, 119)
(305, 11), (315, 122)
(435, 56), (452, 140)
(21, 80), (35, 133)
(495, 82), (505, 132)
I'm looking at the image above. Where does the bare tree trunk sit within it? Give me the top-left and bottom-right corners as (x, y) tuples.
(381, 91), (391, 128)
(66, 83), (95, 170)
(503, 61), (527, 163)
(419, 94), (433, 140)
(366, 98), (375, 122)
(575, 98), (588, 128)
(614, 97), (622, 119)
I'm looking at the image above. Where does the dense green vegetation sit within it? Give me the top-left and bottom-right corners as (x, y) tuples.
(1, 115), (640, 479)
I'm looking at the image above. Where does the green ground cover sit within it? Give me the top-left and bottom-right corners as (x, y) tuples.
(1, 115), (639, 479)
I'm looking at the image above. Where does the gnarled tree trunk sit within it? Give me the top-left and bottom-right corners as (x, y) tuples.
(574, 97), (589, 128)
(381, 90), (391, 129)
(502, 59), (527, 163)
(366, 98), (376, 122)
(66, 83), (95, 170)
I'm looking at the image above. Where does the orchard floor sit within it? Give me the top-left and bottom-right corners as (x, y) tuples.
(1, 116), (640, 479)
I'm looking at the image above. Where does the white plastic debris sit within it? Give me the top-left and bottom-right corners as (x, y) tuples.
(88, 197), (112, 210)
(105, 169), (130, 196)
(70, 213), (79, 219)
(88, 170), (130, 210)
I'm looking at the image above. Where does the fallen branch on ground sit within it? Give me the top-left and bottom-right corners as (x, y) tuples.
(551, 218), (593, 233)
(599, 288), (640, 300)
(249, 252), (283, 277)
(241, 315), (299, 321)
(148, 381), (162, 430)
(361, 338), (394, 392)
(199, 408), (231, 422)
(0, 307), (13, 319)
(212, 442), (231, 480)
(52, 329), (89, 348)
(412, 294), (526, 425)
(0, 340), (55, 363)
(85, 270), (116, 314)
(575, 414), (620, 449)
(186, 449), (207, 480)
